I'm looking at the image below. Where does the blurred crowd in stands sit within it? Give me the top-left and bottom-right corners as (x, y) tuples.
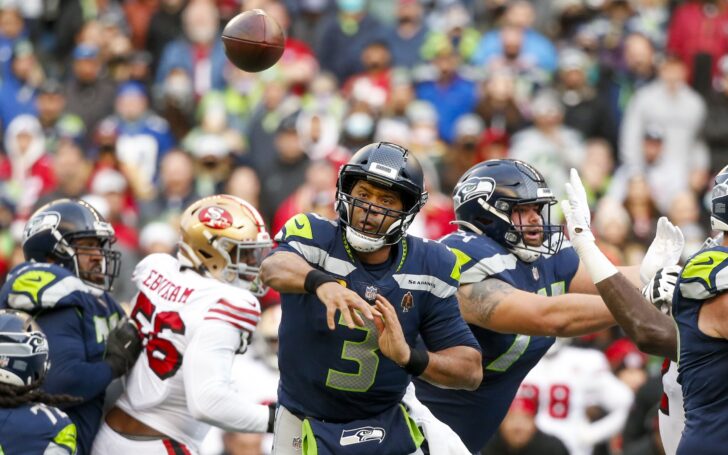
(0, 0), (726, 453)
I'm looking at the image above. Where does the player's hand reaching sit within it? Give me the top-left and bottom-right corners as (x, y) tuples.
(316, 282), (379, 330)
(641, 265), (681, 314)
(105, 318), (143, 378)
(561, 168), (595, 249)
(640, 217), (685, 285)
(372, 294), (411, 366)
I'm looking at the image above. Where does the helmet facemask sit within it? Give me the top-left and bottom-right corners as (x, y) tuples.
(505, 200), (564, 263)
(56, 227), (121, 293)
(213, 235), (272, 296)
(336, 176), (424, 253)
(711, 172), (728, 232)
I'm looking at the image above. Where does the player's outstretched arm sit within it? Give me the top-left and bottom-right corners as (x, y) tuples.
(260, 252), (378, 329)
(562, 169), (677, 360)
(373, 295), (482, 390)
(458, 279), (615, 337)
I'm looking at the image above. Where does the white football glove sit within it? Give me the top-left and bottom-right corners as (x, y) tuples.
(640, 217), (685, 285)
(641, 265), (681, 314)
(401, 383), (471, 455)
(562, 168), (595, 248)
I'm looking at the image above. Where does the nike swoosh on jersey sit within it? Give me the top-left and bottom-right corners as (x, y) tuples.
(693, 257), (715, 267)
(294, 219), (306, 230)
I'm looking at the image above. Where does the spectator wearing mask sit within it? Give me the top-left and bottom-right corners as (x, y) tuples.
(439, 113), (483, 195)
(156, 0), (227, 97)
(0, 114), (55, 218)
(482, 391), (569, 455)
(64, 44), (117, 136)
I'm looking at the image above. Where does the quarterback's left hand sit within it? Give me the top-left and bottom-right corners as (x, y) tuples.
(373, 294), (411, 366)
(640, 217), (685, 285)
(562, 169), (595, 250)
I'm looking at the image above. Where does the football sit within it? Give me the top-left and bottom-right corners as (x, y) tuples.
(221, 9), (285, 73)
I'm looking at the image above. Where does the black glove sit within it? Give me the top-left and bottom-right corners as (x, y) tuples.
(105, 318), (143, 378)
(267, 402), (277, 433)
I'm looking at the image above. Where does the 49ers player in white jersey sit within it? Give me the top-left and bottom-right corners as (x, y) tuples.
(92, 195), (275, 455)
(521, 341), (633, 455)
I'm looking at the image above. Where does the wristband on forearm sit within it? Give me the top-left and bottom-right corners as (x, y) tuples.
(403, 348), (430, 376)
(573, 239), (618, 284)
(303, 269), (338, 294)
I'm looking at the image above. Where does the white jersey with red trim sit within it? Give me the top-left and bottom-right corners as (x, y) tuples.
(115, 253), (265, 452)
(659, 359), (684, 455)
(521, 345), (633, 455)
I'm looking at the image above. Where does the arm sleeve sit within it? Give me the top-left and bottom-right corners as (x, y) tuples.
(183, 319), (269, 433)
(37, 307), (114, 401)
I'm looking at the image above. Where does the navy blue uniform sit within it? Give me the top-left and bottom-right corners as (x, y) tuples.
(674, 246), (728, 455)
(415, 230), (580, 452)
(0, 263), (124, 455)
(273, 213), (480, 421)
(0, 403), (77, 454)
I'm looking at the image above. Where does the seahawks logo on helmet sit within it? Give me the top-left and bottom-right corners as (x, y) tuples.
(453, 177), (496, 209)
(22, 212), (61, 242)
(340, 427), (386, 446)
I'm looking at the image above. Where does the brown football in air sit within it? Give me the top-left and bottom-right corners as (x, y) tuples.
(221, 9), (285, 73)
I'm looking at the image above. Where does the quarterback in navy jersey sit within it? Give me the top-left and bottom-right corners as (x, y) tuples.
(415, 160), (651, 452)
(0, 310), (78, 454)
(0, 199), (141, 454)
(261, 142), (481, 455)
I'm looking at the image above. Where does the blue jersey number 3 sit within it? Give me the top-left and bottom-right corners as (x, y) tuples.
(326, 315), (380, 392)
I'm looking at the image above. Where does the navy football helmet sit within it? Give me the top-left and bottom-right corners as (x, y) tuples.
(335, 142), (428, 252)
(453, 159), (563, 262)
(22, 199), (121, 292)
(711, 165), (728, 232)
(0, 309), (49, 387)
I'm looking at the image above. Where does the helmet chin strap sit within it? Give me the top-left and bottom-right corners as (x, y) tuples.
(345, 227), (386, 253)
(510, 241), (542, 263)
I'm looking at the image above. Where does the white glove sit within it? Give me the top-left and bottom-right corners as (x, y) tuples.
(562, 168), (595, 248)
(641, 265), (681, 314)
(640, 217), (685, 285)
(562, 169), (617, 284)
(401, 383), (471, 455)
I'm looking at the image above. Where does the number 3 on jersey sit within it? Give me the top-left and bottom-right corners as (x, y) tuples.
(131, 293), (186, 379)
(326, 315), (379, 392)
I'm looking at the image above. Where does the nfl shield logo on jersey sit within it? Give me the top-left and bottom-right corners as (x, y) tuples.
(364, 286), (378, 301)
(401, 292), (414, 312)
